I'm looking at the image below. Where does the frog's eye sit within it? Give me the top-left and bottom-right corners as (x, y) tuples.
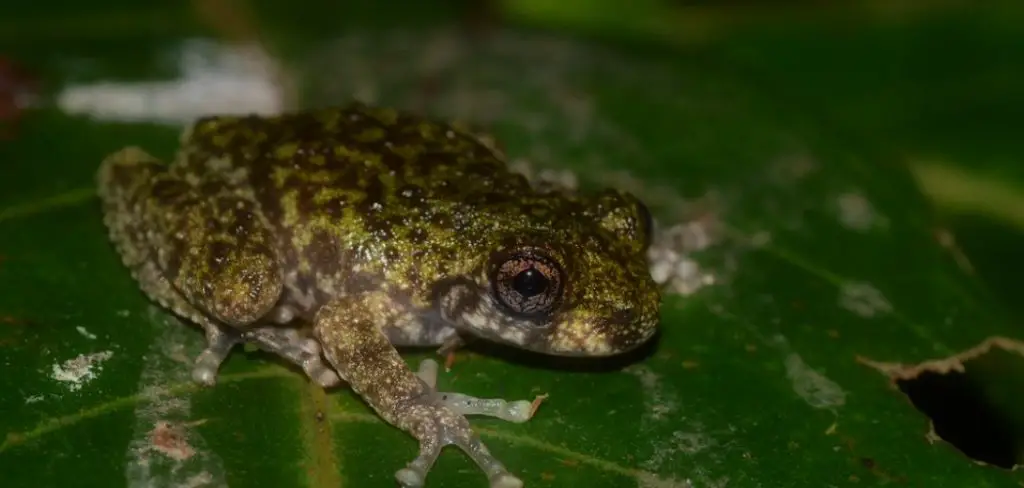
(492, 250), (564, 318)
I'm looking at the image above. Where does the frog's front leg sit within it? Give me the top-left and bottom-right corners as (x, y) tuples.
(387, 323), (536, 423)
(414, 359), (535, 424)
(314, 293), (524, 488)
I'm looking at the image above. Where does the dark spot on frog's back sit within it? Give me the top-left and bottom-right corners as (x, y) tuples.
(384, 247), (402, 267)
(357, 172), (385, 207)
(292, 182), (320, 217)
(206, 240), (232, 272)
(408, 227), (428, 245)
(305, 230), (343, 275)
(429, 213), (454, 233)
(379, 148), (410, 174)
(319, 194), (347, 218)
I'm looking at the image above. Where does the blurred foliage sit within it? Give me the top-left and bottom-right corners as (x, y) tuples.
(504, 0), (1024, 320)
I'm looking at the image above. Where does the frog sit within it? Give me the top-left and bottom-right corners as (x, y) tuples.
(96, 103), (661, 487)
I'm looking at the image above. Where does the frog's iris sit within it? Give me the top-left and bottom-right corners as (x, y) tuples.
(491, 249), (564, 318)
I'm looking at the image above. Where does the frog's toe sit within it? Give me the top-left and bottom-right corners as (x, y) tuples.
(416, 359), (536, 423)
(192, 343), (235, 386)
(491, 473), (524, 488)
(404, 401), (520, 488)
(308, 362), (342, 388)
(242, 326), (342, 388)
(395, 468), (424, 488)
(415, 358), (440, 388)
(439, 393), (534, 423)
(191, 361), (219, 386)
(395, 456), (522, 488)
(192, 324), (242, 386)
(452, 433), (520, 487)
(394, 445), (440, 488)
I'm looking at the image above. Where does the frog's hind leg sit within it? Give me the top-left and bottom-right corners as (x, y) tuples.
(99, 145), (284, 326)
(242, 326), (341, 388)
(193, 322), (343, 388)
(98, 147), (337, 387)
(98, 148), (242, 385)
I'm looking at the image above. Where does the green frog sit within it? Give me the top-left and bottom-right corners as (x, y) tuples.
(97, 103), (661, 487)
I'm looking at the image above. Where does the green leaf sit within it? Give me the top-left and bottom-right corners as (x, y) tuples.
(2, 2), (1023, 487)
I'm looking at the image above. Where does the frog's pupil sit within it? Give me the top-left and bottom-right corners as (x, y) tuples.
(513, 268), (548, 297)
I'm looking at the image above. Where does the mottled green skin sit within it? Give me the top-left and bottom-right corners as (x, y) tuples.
(97, 103), (660, 487)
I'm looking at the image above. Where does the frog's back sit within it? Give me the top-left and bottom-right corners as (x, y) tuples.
(182, 104), (530, 210)
(179, 104), (547, 306)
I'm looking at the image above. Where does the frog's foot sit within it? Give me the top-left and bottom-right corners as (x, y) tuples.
(242, 326), (342, 388)
(393, 400), (523, 488)
(315, 294), (524, 488)
(415, 359), (535, 424)
(192, 323), (242, 386)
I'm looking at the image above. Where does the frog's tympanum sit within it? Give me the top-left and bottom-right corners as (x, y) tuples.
(98, 104), (661, 487)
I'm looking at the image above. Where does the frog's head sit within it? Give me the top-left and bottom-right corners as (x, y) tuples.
(439, 189), (661, 357)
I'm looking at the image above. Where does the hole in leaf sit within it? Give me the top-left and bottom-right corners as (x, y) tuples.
(896, 348), (1024, 469)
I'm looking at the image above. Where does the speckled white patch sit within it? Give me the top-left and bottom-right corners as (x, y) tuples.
(784, 353), (846, 409)
(637, 473), (695, 488)
(839, 281), (892, 318)
(624, 364), (680, 422)
(76, 325), (97, 340)
(647, 221), (719, 296)
(771, 335), (846, 410)
(124, 307), (227, 488)
(643, 429), (717, 471)
(50, 350), (113, 392)
(834, 191), (887, 232)
(623, 364), (723, 486)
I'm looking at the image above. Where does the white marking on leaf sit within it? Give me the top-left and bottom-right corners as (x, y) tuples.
(124, 307), (228, 488)
(839, 281), (892, 318)
(50, 350), (113, 392)
(624, 364), (679, 423)
(772, 335), (846, 410)
(643, 430), (717, 471)
(834, 191), (887, 232)
(637, 472), (694, 488)
(784, 353), (846, 409)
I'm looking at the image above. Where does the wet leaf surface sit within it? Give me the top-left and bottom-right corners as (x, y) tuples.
(2, 2), (1022, 487)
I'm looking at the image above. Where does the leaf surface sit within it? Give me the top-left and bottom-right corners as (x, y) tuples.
(2, 3), (1022, 487)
